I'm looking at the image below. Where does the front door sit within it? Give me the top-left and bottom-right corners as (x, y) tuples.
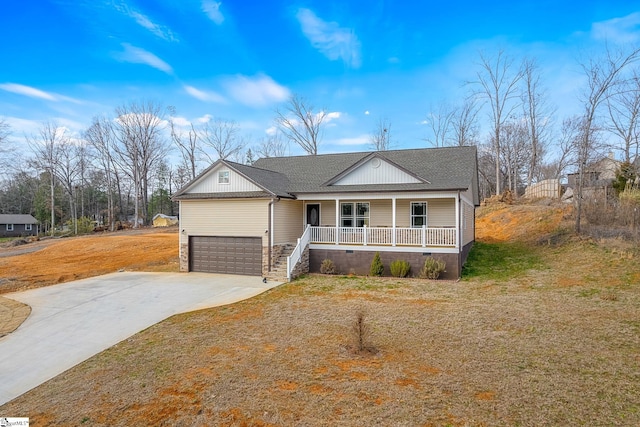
(306, 204), (320, 227)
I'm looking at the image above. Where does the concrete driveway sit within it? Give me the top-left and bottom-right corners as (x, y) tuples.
(0, 272), (281, 405)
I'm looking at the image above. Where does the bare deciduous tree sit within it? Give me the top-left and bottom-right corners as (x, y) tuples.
(112, 101), (170, 228)
(369, 117), (392, 151)
(522, 58), (553, 187)
(606, 70), (640, 163)
(256, 131), (288, 158)
(26, 122), (64, 235)
(472, 50), (524, 195)
(451, 99), (480, 147)
(84, 116), (119, 231)
(424, 102), (454, 147)
(169, 117), (200, 180)
(275, 94), (328, 155)
(574, 46), (640, 232)
(0, 118), (11, 175)
(199, 118), (245, 162)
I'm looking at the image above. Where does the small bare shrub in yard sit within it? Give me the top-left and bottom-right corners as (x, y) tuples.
(349, 309), (376, 355)
(420, 256), (445, 279)
(390, 259), (411, 277)
(320, 258), (336, 274)
(369, 252), (384, 276)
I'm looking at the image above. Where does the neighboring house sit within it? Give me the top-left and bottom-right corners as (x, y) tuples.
(152, 213), (179, 227)
(173, 147), (480, 281)
(567, 153), (621, 189)
(0, 214), (39, 238)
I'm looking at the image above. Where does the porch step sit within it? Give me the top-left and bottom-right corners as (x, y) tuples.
(266, 244), (296, 281)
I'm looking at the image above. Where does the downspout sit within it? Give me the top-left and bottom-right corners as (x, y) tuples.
(267, 197), (281, 272)
(457, 191), (462, 277)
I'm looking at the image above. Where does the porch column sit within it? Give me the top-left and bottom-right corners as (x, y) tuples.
(455, 193), (460, 249)
(335, 198), (340, 245)
(392, 197), (397, 246)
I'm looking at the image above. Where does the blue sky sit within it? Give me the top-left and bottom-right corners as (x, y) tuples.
(2, 0), (640, 156)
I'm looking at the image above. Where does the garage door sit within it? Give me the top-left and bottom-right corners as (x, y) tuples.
(189, 236), (263, 276)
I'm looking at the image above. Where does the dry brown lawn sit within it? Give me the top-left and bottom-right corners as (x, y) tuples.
(0, 228), (179, 294)
(1, 205), (639, 426)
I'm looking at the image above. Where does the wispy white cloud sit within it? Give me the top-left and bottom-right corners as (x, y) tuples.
(296, 8), (362, 68)
(265, 126), (278, 136)
(223, 74), (290, 107)
(115, 43), (173, 74)
(197, 114), (213, 123)
(184, 84), (226, 103)
(0, 83), (57, 101)
(334, 134), (369, 145)
(170, 116), (192, 127)
(130, 10), (178, 42)
(113, 2), (178, 41)
(0, 83), (84, 104)
(591, 12), (640, 43)
(324, 111), (341, 123)
(202, 0), (224, 25)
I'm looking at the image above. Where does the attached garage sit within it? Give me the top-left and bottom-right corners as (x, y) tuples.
(189, 236), (263, 276)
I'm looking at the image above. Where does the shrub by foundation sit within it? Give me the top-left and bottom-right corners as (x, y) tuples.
(369, 252), (384, 276)
(420, 256), (446, 280)
(390, 259), (411, 277)
(320, 258), (336, 274)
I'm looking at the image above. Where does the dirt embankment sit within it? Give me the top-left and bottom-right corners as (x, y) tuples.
(475, 199), (571, 243)
(0, 228), (179, 294)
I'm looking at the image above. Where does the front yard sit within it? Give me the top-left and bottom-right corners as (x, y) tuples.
(2, 230), (639, 426)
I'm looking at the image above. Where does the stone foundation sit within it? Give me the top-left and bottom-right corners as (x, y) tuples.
(180, 242), (189, 272)
(309, 249), (460, 280)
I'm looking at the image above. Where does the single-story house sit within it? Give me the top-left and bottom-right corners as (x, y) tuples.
(0, 214), (39, 238)
(173, 146), (480, 280)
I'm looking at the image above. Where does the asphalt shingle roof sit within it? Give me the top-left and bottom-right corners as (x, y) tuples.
(0, 214), (38, 224)
(253, 146), (479, 203)
(175, 147), (480, 205)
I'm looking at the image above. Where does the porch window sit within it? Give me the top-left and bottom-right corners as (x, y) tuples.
(218, 170), (230, 184)
(341, 202), (369, 227)
(25, 224), (32, 231)
(410, 202), (427, 227)
(6, 224), (14, 231)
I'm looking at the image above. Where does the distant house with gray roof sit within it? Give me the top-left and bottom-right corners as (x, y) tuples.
(0, 214), (39, 238)
(173, 147), (480, 280)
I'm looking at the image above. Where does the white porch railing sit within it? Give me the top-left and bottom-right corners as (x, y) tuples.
(309, 225), (456, 247)
(287, 224), (311, 281)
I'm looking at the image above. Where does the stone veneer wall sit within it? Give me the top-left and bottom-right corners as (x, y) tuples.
(309, 249), (460, 280)
(180, 242), (189, 272)
(289, 246), (310, 280)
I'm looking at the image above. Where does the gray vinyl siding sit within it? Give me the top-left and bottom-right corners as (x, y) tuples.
(274, 200), (304, 244)
(179, 199), (269, 247)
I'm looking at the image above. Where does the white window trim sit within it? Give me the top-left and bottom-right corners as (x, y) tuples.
(25, 224), (32, 231)
(410, 201), (428, 228)
(218, 170), (230, 184)
(6, 224), (14, 231)
(340, 202), (370, 227)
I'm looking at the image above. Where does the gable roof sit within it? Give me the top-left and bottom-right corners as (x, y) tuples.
(0, 214), (38, 224)
(323, 152), (428, 186)
(253, 146), (479, 203)
(173, 159), (294, 200)
(175, 147), (480, 205)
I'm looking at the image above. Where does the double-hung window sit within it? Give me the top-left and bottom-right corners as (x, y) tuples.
(341, 202), (369, 227)
(25, 224), (32, 231)
(410, 202), (427, 228)
(6, 224), (14, 232)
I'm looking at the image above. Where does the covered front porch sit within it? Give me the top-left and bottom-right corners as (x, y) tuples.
(301, 194), (461, 250)
(309, 225), (456, 247)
